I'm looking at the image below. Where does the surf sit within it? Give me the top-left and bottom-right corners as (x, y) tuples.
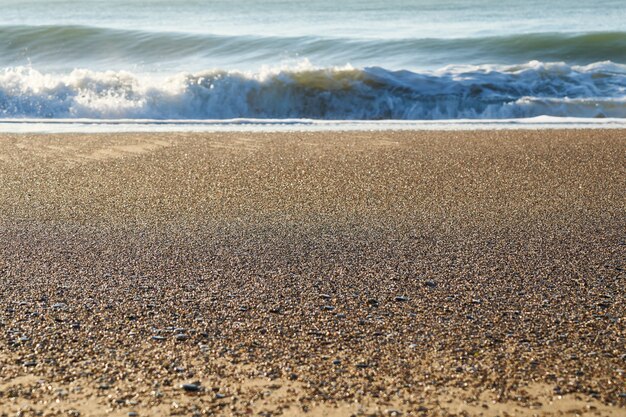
(2, 61), (626, 120)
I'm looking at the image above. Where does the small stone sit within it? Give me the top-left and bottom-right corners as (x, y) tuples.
(394, 296), (408, 302)
(322, 305), (335, 311)
(320, 294), (331, 300)
(151, 335), (166, 341)
(289, 373), (298, 381)
(19, 336), (30, 343)
(175, 334), (189, 341)
(355, 362), (368, 369)
(182, 383), (202, 392)
(52, 303), (68, 310)
(618, 392), (626, 398)
(386, 410), (402, 416)
(367, 299), (379, 307)
(332, 359), (341, 365)
(128, 413), (138, 417)
(23, 360), (37, 367)
(215, 393), (226, 399)
(425, 280), (437, 288)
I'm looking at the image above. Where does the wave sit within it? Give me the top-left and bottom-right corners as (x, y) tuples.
(1, 61), (626, 120)
(1, 25), (626, 70)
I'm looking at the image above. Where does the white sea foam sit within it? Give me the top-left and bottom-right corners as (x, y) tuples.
(1, 61), (626, 121)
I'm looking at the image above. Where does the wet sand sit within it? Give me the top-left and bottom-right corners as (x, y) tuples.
(0, 130), (624, 416)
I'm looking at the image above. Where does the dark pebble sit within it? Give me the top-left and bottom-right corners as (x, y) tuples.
(322, 305), (335, 311)
(175, 334), (189, 341)
(23, 360), (37, 367)
(425, 280), (437, 288)
(394, 296), (408, 302)
(367, 299), (379, 307)
(182, 383), (202, 392)
(215, 393), (226, 399)
(151, 335), (166, 341)
(356, 362), (368, 369)
(332, 359), (341, 365)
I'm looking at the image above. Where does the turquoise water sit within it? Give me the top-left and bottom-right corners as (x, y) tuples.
(1, 0), (626, 120)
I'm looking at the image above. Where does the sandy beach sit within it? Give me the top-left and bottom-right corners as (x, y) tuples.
(0, 130), (624, 416)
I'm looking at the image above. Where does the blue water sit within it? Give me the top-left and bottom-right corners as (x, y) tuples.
(1, 0), (626, 121)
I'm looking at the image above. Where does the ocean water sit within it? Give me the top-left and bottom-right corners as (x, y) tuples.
(1, 0), (626, 126)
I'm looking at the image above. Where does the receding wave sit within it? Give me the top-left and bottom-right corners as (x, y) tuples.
(1, 25), (626, 70)
(1, 61), (626, 120)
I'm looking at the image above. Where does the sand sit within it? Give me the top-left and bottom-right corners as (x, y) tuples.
(0, 130), (624, 416)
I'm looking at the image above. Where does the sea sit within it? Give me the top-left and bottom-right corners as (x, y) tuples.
(2, 0), (626, 131)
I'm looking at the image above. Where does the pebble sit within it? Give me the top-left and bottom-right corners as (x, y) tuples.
(175, 334), (189, 341)
(355, 362), (369, 369)
(425, 280), (437, 288)
(23, 360), (37, 367)
(322, 305), (335, 311)
(320, 294), (331, 300)
(182, 383), (202, 392)
(333, 359), (341, 365)
(52, 302), (68, 310)
(394, 296), (408, 302)
(128, 413), (138, 417)
(215, 393), (226, 399)
(151, 335), (166, 341)
(367, 299), (379, 307)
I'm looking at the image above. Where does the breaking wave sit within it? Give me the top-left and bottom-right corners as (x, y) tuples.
(1, 61), (626, 120)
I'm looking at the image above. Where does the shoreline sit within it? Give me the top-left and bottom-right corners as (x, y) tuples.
(1, 130), (624, 416)
(2, 117), (626, 134)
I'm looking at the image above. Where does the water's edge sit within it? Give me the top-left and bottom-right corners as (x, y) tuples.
(2, 117), (625, 133)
